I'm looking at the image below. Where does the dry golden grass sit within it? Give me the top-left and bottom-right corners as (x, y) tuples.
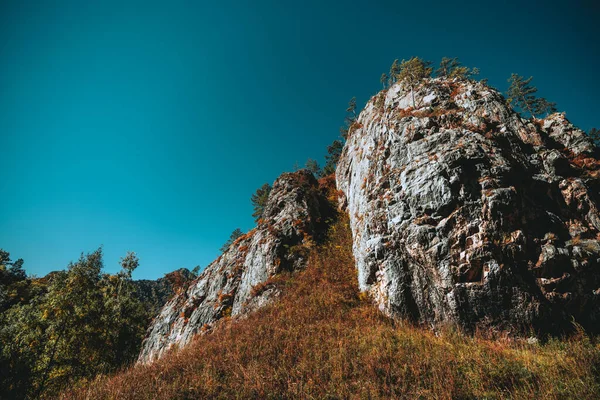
(62, 216), (600, 399)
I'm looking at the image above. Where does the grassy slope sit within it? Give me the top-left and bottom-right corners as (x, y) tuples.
(62, 215), (600, 399)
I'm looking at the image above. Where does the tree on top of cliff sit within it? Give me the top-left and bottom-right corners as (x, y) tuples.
(507, 74), (556, 119)
(388, 59), (401, 86)
(590, 128), (600, 147)
(340, 97), (358, 139)
(305, 159), (321, 177)
(397, 57), (433, 107)
(436, 57), (479, 79)
(220, 228), (244, 252)
(323, 139), (344, 176)
(346, 97), (357, 119)
(380, 73), (388, 89)
(251, 183), (272, 223)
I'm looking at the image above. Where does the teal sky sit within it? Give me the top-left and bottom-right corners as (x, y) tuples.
(1, 0), (598, 279)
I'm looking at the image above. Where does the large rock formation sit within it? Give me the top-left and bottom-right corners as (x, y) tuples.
(138, 171), (334, 363)
(337, 77), (600, 334)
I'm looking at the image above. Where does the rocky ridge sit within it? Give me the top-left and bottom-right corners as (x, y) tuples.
(139, 77), (600, 364)
(336, 77), (600, 334)
(138, 171), (334, 363)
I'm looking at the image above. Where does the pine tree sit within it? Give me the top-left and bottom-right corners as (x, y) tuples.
(436, 57), (478, 79)
(339, 125), (349, 139)
(323, 139), (344, 176)
(436, 57), (460, 77)
(346, 97), (357, 119)
(589, 128), (600, 146)
(191, 265), (201, 277)
(533, 98), (557, 117)
(220, 228), (244, 252)
(340, 97), (358, 139)
(251, 183), (272, 223)
(507, 74), (554, 120)
(380, 73), (388, 89)
(389, 59), (400, 85)
(398, 57), (433, 107)
(305, 159), (321, 176)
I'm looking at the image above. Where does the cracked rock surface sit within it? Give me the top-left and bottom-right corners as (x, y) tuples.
(138, 170), (333, 363)
(336, 77), (600, 334)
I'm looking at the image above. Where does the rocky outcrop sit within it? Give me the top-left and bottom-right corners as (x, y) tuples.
(132, 268), (195, 315)
(138, 170), (334, 363)
(337, 77), (600, 334)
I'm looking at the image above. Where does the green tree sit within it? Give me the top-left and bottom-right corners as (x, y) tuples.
(305, 158), (321, 177)
(0, 248), (151, 399)
(32, 249), (106, 397)
(191, 265), (201, 277)
(0, 249), (152, 399)
(507, 74), (555, 119)
(397, 57), (433, 107)
(251, 183), (272, 223)
(346, 97), (357, 119)
(0, 295), (46, 399)
(322, 139), (344, 176)
(101, 252), (148, 368)
(436, 57), (479, 79)
(380, 73), (388, 89)
(0, 249), (28, 311)
(534, 98), (557, 117)
(589, 128), (600, 146)
(436, 57), (460, 77)
(388, 59), (401, 85)
(220, 228), (244, 252)
(340, 97), (359, 139)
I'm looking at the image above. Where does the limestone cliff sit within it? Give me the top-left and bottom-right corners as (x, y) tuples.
(138, 170), (333, 363)
(336, 77), (600, 334)
(140, 77), (600, 364)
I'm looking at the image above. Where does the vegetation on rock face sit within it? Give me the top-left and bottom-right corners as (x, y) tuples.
(590, 127), (600, 146)
(397, 57), (433, 107)
(507, 73), (557, 119)
(323, 139), (344, 176)
(250, 183), (272, 223)
(436, 56), (479, 79)
(341, 61), (600, 335)
(219, 228), (244, 253)
(339, 96), (358, 139)
(61, 215), (600, 399)
(5, 56), (599, 398)
(304, 158), (321, 176)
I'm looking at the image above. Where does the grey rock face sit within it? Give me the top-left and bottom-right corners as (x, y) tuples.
(337, 78), (600, 334)
(138, 170), (333, 363)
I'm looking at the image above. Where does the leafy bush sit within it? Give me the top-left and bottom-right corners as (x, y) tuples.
(0, 249), (151, 399)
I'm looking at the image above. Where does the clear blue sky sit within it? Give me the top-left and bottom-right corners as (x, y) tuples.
(1, 0), (598, 279)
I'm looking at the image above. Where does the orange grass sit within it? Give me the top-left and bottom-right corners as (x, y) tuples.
(61, 216), (600, 399)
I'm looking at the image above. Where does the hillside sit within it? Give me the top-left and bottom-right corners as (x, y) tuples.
(138, 171), (336, 363)
(62, 214), (600, 399)
(57, 72), (600, 398)
(136, 76), (600, 368)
